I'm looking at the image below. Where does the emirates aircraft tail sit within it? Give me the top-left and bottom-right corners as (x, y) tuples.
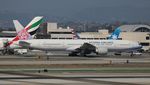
(7, 16), (43, 47)
(13, 16), (43, 38)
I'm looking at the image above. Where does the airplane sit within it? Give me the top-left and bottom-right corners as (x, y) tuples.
(6, 25), (120, 55)
(17, 39), (142, 56)
(14, 26), (142, 56)
(0, 16), (43, 54)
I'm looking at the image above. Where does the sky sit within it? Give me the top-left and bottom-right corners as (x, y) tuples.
(0, 0), (150, 24)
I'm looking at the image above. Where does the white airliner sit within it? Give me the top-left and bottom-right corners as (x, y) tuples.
(0, 16), (43, 54)
(12, 26), (142, 56)
(15, 39), (142, 56)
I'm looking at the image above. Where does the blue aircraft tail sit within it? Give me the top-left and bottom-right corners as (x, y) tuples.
(108, 27), (121, 40)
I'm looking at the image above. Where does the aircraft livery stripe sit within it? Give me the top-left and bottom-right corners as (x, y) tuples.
(26, 18), (43, 31)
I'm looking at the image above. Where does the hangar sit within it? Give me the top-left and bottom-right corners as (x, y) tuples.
(118, 25), (150, 51)
(119, 25), (150, 32)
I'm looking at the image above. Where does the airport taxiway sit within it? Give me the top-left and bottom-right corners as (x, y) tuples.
(0, 53), (149, 66)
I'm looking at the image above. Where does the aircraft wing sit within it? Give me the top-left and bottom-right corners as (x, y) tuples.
(66, 42), (96, 52)
(79, 43), (95, 51)
(73, 43), (96, 54)
(72, 42), (108, 56)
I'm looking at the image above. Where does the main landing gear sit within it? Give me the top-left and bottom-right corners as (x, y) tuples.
(68, 51), (87, 57)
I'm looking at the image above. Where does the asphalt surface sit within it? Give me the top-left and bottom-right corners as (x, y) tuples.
(0, 52), (149, 85)
(0, 72), (150, 85)
(0, 52), (149, 65)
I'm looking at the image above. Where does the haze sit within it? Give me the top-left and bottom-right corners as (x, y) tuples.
(0, 0), (150, 23)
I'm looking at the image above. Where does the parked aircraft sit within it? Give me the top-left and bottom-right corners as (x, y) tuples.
(11, 25), (141, 56)
(17, 39), (142, 56)
(0, 16), (43, 54)
(8, 19), (141, 56)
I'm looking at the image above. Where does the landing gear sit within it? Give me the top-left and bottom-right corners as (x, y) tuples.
(68, 52), (78, 56)
(1, 49), (7, 55)
(80, 50), (86, 57)
(68, 50), (89, 57)
(68, 52), (86, 57)
(1, 49), (14, 55)
(114, 52), (121, 56)
(130, 51), (134, 57)
(7, 49), (15, 55)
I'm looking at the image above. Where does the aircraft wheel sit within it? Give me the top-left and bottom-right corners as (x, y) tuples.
(80, 50), (86, 57)
(68, 52), (77, 56)
(2, 50), (7, 55)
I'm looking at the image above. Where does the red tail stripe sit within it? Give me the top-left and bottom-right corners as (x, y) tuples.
(6, 26), (31, 47)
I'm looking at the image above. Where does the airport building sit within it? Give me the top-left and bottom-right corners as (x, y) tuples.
(79, 30), (109, 40)
(0, 31), (16, 37)
(119, 25), (150, 51)
(39, 22), (75, 39)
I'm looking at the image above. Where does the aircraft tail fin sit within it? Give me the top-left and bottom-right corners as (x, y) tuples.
(6, 16), (43, 47)
(25, 16), (43, 36)
(13, 20), (24, 33)
(108, 27), (121, 40)
(71, 29), (80, 39)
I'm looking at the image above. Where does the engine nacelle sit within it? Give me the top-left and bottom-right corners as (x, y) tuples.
(95, 47), (108, 55)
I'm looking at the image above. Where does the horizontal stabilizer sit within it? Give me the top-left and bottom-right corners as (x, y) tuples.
(19, 41), (30, 48)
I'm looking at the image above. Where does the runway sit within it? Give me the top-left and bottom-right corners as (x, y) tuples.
(0, 53), (150, 68)
(0, 72), (150, 85)
(0, 53), (150, 85)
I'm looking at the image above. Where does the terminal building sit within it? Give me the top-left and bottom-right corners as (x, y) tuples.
(0, 31), (16, 37)
(37, 22), (75, 39)
(119, 25), (150, 51)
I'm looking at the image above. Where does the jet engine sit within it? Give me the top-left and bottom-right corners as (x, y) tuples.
(95, 47), (108, 55)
